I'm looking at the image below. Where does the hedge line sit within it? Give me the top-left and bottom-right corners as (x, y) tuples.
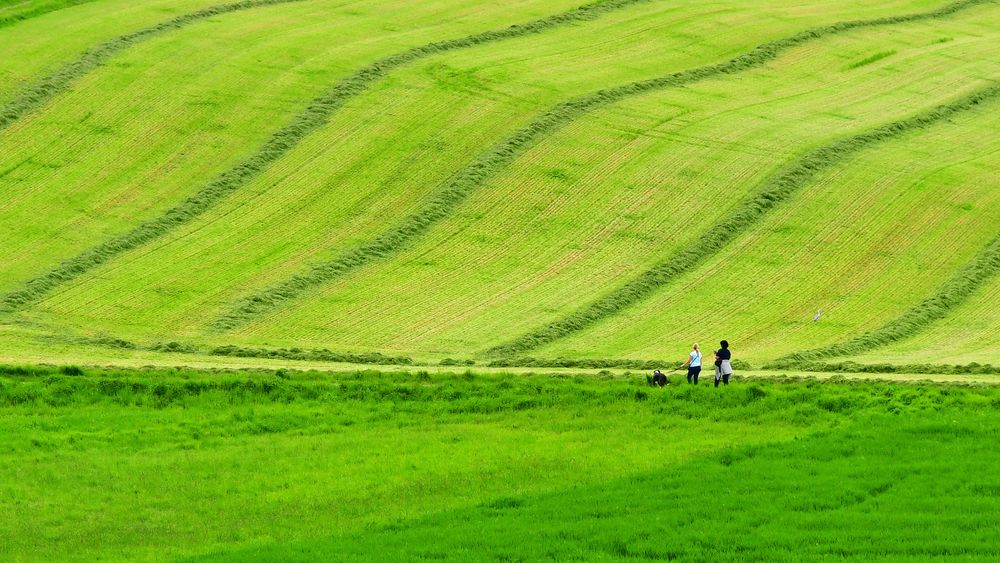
(212, 0), (996, 331)
(488, 82), (1000, 357)
(774, 233), (1000, 363)
(0, 0), (307, 132)
(0, 0), (652, 312)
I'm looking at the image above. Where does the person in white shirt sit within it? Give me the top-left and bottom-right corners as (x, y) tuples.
(681, 343), (702, 384)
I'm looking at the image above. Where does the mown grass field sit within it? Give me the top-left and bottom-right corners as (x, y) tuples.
(0, 0), (997, 373)
(1, 2), (999, 557)
(843, 273), (1000, 366)
(1, 365), (999, 560)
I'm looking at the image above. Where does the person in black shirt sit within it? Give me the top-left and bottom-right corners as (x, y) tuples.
(714, 340), (733, 387)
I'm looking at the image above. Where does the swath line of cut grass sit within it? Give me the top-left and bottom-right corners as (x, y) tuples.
(488, 81), (1000, 357)
(211, 0), (997, 332)
(768, 232), (1000, 367)
(0, 0), (309, 132)
(0, 0), (97, 29)
(846, 49), (897, 69)
(0, 0), (656, 313)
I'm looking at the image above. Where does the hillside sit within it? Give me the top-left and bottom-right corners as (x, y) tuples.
(1, 0), (998, 371)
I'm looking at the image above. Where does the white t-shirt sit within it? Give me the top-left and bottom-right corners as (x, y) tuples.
(689, 350), (702, 367)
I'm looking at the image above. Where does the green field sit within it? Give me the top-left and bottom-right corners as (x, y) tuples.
(1, 0), (998, 372)
(2, 0), (999, 559)
(1, 365), (999, 560)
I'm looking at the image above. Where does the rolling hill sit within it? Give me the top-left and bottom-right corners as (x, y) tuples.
(1, 0), (998, 371)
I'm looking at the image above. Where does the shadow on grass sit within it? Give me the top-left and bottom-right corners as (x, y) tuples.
(194, 408), (1000, 561)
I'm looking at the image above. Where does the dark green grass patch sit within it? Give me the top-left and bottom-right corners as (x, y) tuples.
(489, 80), (1000, 357)
(0, 0), (654, 313)
(211, 0), (998, 331)
(199, 406), (1000, 561)
(846, 48), (897, 69)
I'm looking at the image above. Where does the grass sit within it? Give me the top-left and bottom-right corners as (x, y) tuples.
(0, 0), (309, 132)
(223, 5), (1000, 360)
(213, 407), (1000, 561)
(846, 273), (1000, 365)
(0, 0), (605, 295)
(0, 0), (97, 30)
(0, 0), (235, 104)
(2, 0), (999, 373)
(211, 0), (997, 331)
(1, 365), (998, 560)
(3, 0), (491, 295)
(770, 232), (1000, 367)
(0, 0), (653, 312)
(768, 359), (1000, 375)
(4, 0), (940, 341)
(531, 78), (1000, 366)
(490, 82), (1000, 357)
(846, 48), (898, 69)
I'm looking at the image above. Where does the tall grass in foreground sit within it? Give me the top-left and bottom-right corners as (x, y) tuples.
(211, 0), (997, 331)
(2, 365), (997, 560)
(770, 232), (1000, 367)
(215, 408), (1000, 562)
(0, 0), (653, 313)
(488, 82), (1000, 357)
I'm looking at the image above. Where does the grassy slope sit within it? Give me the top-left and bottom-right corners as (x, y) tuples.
(221, 407), (1000, 561)
(0, 0), (230, 102)
(237, 8), (997, 356)
(0, 0), (96, 30)
(845, 273), (1000, 364)
(539, 99), (1000, 365)
(13, 0), (959, 343)
(0, 0), (587, 293)
(1, 367), (996, 560)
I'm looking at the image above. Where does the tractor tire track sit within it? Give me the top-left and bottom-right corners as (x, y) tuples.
(0, 0), (657, 313)
(210, 0), (996, 332)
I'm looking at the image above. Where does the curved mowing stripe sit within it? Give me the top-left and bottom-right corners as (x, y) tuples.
(767, 232), (1000, 368)
(0, 0), (655, 312)
(489, 82), (1000, 357)
(0, 0), (98, 30)
(0, 0), (309, 132)
(211, 0), (996, 332)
